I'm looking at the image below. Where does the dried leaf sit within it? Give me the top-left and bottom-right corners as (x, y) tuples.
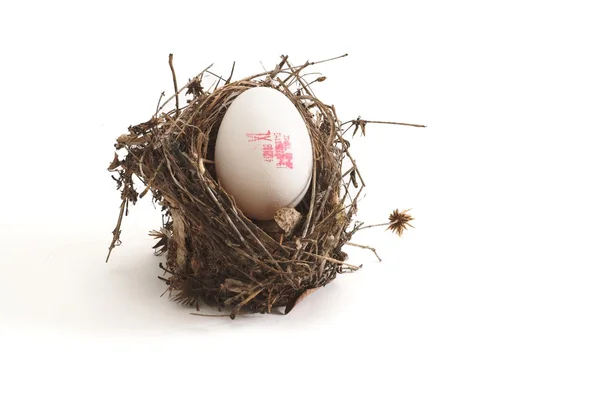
(152, 237), (168, 255)
(359, 119), (366, 136)
(285, 287), (320, 314)
(107, 152), (120, 171)
(149, 229), (170, 255)
(350, 170), (358, 188)
(351, 117), (367, 137)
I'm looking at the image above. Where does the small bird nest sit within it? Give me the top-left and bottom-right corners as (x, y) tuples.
(107, 54), (419, 318)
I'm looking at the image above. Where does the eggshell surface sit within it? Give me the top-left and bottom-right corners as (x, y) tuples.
(215, 87), (313, 220)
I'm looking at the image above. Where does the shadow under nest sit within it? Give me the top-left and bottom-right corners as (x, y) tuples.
(107, 55), (415, 318)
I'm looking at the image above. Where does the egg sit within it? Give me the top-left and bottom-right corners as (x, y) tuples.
(214, 87), (313, 220)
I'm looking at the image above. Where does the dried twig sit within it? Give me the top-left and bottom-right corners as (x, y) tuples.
(358, 119), (426, 128)
(346, 242), (382, 262)
(106, 198), (126, 262)
(168, 54), (180, 117)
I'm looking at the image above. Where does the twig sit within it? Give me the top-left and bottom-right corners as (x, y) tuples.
(337, 130), (366, 187)
(309, 53), (348, 66)
(190, 313), (231, 318)
(302, 251), (362, 270)
(225, 61), (236, 84)
(227, 207), (297, 287)
(346, 242), (382, 262)
(168, 54), (179, 117)
(300, 149), (318, 238)
(154, 91), (165, 117)
(106, 198), (126, 262)
(270, 55), (289, 79)
(356, 222), (389, 231)
(342, 119), (426, 128)
(156, 63), (213, 115)
(250, 53), (348, 83)
(199, 176), (245, 244)
(360, 119), (426, 128)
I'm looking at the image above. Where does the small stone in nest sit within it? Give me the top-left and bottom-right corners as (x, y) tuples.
(274, 207), (302, 235)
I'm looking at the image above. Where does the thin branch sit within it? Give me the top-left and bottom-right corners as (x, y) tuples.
(250, 53), (348, 83)
(225, 61), (236, 84)
(154, 91), (165, 117)
(106, 198), (126, 262)
(156, 63), (213, 115)
(346, 242), (382, 262)
(190, 313), (230, 317)
(359, 119), (426, 128)
(168, 54), (180, 117)
(308, 53), (348, 66)
(302, 251), (362, 270)
(341, 119), (426, 128)
(356, 222), (389, 231)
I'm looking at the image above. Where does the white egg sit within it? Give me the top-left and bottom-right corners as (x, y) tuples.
(215, 87), (313, 220)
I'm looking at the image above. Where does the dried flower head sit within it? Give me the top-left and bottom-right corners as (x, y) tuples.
(387, 209), (414, 237)
(149, 228), (170, 255)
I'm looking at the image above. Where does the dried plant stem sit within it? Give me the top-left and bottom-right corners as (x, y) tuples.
(202, 182), (245, 243)
(155, 91), (165, 116)
(168, 54), (180, 117)
(309, 53), (348, 66)
(249, 53), (347, 83)
(106, 198), (126, 262)
(190, 313), (230, 317)
(358, 119), (426, 128)
(356, 222), (390, 230)
(346, 242), (382, 262)
(156, 63), (213, 115)
(303, 252), (361, 270)
(225, 61), (236, 84)
(341, 119), (426, 129)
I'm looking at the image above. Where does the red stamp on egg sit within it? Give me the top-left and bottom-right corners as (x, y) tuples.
(246, 130), (293, 169)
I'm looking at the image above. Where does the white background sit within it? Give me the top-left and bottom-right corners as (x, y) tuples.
(1, 1), (599, 399)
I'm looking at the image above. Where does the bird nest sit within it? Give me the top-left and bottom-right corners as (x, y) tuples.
(107, 54), (418, 318)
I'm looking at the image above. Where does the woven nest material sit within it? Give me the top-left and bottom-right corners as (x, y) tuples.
(107, 54), (417, 318)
